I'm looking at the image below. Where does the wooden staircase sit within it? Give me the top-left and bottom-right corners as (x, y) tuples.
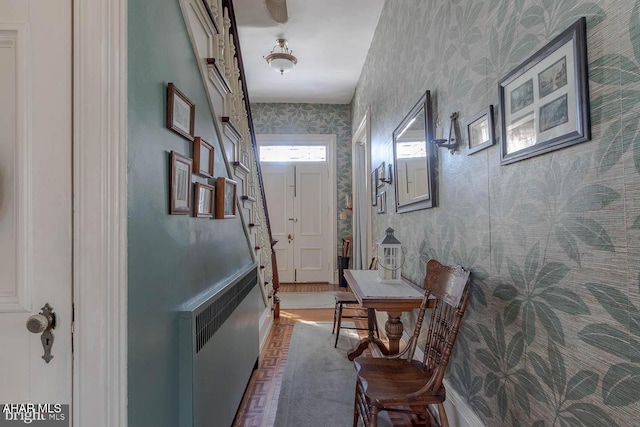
(179, 0), (281, 326)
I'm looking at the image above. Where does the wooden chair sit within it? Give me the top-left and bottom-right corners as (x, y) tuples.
(332, 291), (379, 348)
(333, 257), (380, 348)
(352, 259), (472, 427)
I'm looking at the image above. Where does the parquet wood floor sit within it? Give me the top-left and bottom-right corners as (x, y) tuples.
(232, 284), (430, 427)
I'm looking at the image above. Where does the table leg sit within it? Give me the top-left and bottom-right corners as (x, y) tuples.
(385, 312), (403, 355)
(347, 308), (390, 361)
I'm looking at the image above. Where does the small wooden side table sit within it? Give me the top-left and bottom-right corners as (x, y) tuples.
(344, 269), (427, 361)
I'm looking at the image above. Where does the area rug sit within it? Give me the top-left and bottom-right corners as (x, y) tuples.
(278, 291), (336, 309)
(273, 321), (358, 426)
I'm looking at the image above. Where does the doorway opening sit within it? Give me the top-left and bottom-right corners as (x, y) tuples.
(258, 134), (337, 284)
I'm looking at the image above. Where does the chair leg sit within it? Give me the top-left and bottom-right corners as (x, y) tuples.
(353, 385), (359, 427)
(373, 317), (380, 339)
(368, 406), (378, 427)
(334, 303), (343, 348)
(436, 403), (449, 427)
(332, 301), (339, 334)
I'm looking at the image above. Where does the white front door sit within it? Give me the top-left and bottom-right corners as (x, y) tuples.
(261, 164), (295, 282)
(262, 163), (332, 283)
(0, 0), (73, 407)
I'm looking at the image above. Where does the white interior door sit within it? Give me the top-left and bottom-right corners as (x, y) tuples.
(0, 0), (73, 406)
(261, 164), (295, 282)
(294, 164), (330, 282)
(262, 163), (332, 283)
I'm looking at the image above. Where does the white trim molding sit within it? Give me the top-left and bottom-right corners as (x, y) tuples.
(73, 0), (128, 425)
(256, 133), (338, 282)
(351, 108), (372, 269)
(0, 23), (32, 313)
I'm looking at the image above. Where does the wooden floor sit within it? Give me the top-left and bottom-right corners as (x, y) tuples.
(232, 284), (429, 427)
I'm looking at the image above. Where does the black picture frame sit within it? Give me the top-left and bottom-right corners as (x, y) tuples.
(371, 169), (378, 206)
(376, 191), (386, 214)
(375, 162), (386, 189)
(498, 17), (590, 165)
(466, 105), (495, 155)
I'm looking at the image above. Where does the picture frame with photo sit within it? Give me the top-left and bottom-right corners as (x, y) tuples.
(498, 17), (590, 165)
(215, 177), (237, 219)
(193, 137), (214, 178)
(376, 191), (386, 214)
(166, 82), (195, 141)
(466, 105), (495, 155)
(169, 151), (192, 215)
(375, 162), (386, 189)
(193, 182), (214, 218)
(371, 169), (378, 206)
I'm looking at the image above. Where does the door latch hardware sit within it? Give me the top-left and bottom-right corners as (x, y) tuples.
(26, 303), (56, 363)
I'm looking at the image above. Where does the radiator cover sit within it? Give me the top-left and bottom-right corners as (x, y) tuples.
(178, 264), (260, 426)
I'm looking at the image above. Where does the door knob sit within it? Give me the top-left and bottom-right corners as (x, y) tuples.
(288, 234), (293, 243)
(26, 313), (50, 334)
(26, 303), (56, 363)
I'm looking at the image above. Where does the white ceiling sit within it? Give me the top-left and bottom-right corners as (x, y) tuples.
(233, 0), (385, 104)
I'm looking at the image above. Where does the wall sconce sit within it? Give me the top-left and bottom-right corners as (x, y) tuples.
(344, 194), (353, 210)
(432, 112), (460, 154)
(378, 163), (393, 185)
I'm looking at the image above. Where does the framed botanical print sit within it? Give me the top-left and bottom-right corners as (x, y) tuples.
(193, 137), (214, 178)
(166, 82), (195, 141)
(193, 182), (214, 218)
(466, 106), (495, 155)
(498, 17), (590, 165)
(169, 151), (192, 215)
(215, 177), (237, 219)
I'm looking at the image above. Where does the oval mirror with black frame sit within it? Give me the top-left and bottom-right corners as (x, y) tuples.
(392, 91), (437, 213)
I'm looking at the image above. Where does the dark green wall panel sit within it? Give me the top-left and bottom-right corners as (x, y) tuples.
(127, 0), (255, 425)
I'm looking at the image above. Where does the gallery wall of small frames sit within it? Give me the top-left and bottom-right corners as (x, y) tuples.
(166, 82), (237, 219)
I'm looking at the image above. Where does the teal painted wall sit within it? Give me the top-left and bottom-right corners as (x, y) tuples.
(251, 103), (353, 259)
(351, 0), (640, 425)
(127, 0), (256, 425)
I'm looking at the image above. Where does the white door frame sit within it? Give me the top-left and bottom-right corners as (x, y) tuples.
(73, 0), (127, 425)
(352, 109), (373, 266)
(256, 134), (337, 282)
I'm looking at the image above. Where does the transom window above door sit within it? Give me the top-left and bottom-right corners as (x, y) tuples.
(259, 145), (327, 162)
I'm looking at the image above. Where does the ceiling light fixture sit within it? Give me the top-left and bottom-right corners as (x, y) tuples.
(264, 38), (297, 75)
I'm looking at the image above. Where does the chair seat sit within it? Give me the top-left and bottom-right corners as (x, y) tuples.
(333, 290), (378, 348)
(335, 291), (359, 303)
(354, 357), (446, 405)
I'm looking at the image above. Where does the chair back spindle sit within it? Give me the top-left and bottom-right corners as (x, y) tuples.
(420, 260), (471, 393)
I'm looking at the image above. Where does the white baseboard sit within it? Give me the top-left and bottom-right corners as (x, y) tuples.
(258, 307), (273, 352)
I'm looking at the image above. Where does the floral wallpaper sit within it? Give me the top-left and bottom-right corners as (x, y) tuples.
(349, 0), (640, 426)
(251, 103), (353, 258)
